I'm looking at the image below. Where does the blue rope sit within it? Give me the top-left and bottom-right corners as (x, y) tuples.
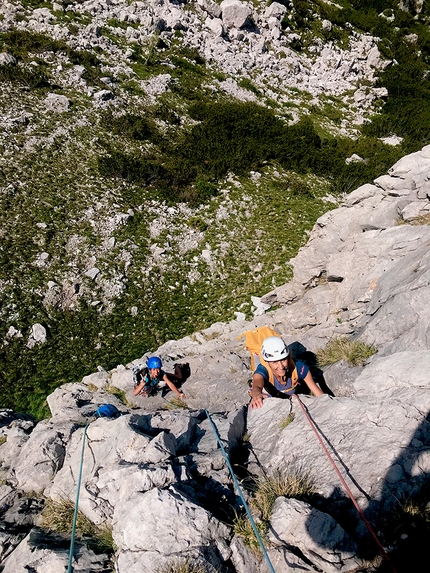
(204, 409), (276, 573)
(67, 422), (90, 573)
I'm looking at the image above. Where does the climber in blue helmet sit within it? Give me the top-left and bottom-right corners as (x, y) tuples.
(133, 356), (186, 400)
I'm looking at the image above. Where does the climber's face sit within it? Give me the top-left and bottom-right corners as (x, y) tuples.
(268, 358), (289, 380)
(149, 367), (161, 379)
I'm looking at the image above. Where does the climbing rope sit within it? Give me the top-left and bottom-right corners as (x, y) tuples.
(204, 409), (276, 573)
(67, 421), (90, 573)
(293, 394), (398, 573)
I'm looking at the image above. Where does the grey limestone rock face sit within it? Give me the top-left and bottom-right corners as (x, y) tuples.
(113, 485), (231, 572)
(9, 421), (75, 493)
(269, 497), (363, 572)
(4, 122), (430, 569)
(1, 528), (110, 573)
(247, 383), (430, 521)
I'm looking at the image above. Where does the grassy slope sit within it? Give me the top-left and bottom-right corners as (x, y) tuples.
(1, 0), (430, 417)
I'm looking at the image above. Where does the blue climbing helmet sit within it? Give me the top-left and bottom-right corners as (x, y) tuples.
(147, 356), (162, 369)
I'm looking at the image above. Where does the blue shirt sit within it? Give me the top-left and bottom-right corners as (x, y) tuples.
(255, 361), (309, 396)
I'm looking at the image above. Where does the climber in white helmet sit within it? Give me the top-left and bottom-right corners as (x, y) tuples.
(249, 336), (323, 410)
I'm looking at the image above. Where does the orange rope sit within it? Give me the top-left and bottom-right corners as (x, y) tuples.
(293, 394), (398, 573)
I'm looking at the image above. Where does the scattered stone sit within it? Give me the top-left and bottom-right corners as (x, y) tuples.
(345, 153), (365, 164)
(26, 324), (47, 349)
(85, 267), (100, 280)
(93, 90), (114, 102)
(44, 93), (71, 113)
(0, 53), (16, 65)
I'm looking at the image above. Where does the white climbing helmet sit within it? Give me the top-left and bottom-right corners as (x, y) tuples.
(261, 336), (289, 362)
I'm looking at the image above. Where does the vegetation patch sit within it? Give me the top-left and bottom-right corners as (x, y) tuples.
(232, 512), (267, 555)
(0, 29), (104, 87)
(234, 469), (316, 552)
(2, 0), (430, 419)
(279, 413), (295, 429)
(316, 336), (376, 367)
(41, 498), (116, 554)
(155, 559), (205, 573)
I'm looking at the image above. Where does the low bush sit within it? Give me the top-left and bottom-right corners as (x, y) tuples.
(100, 111), (158, 141)
(316, 337), (376, 367)
(0, 62), (51, 90)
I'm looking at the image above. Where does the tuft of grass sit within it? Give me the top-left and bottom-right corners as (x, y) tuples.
(316, 337), (376, 367)
(251, 470), (316, 521)
(41, 498), (116, 553)
(234, 469), (315, 553)
(105, 385), (130, 406)
(279, 413), (295, 429)
(233, 513), (267, 555)
(0, 436), (7, 446)
(163, 397), (188, 410)
(156, 559), (205, 573)
(409, 214), (430, 226)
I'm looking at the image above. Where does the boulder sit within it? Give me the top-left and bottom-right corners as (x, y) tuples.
(220, 0), (251, 29)
(44, 93), (71, 112)
(264, 2), (288, 20)
(9, 421), (75, 493)
(113, 486), (231, 571)
(1, 528), (110, 573)
(26, 323), (47, 349)
(269, 498), (363, 572)
(198, 0), (222, 19)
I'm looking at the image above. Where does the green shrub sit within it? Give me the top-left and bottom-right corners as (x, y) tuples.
(316, 337), (376, 367)
(101, 112), (158, 141)
(187, 216), (208, 232)
(238, 77), (260, 95)
(0, 62), (51, 90)
(97, 152), (167, 187)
